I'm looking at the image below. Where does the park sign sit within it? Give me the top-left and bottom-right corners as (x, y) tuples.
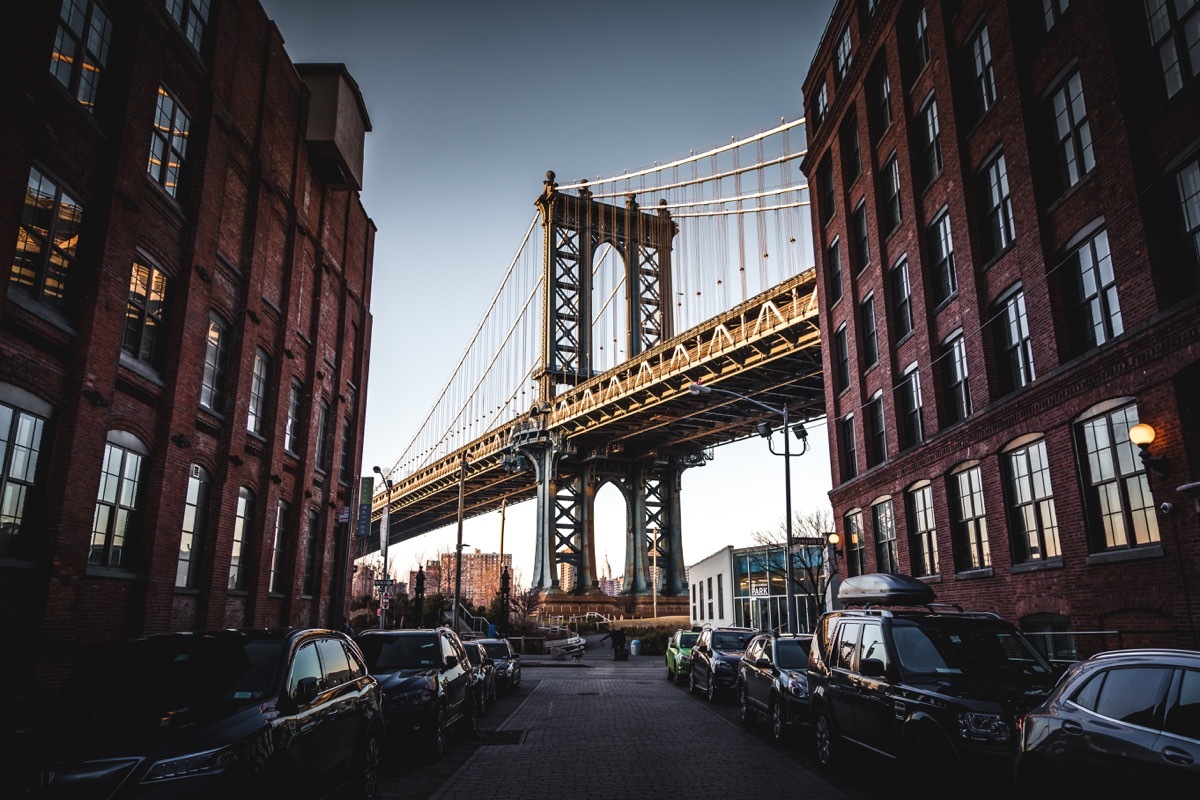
(356, 476), (372, 537)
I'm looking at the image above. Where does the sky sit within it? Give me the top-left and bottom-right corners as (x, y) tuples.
(258, 0), (838, 587)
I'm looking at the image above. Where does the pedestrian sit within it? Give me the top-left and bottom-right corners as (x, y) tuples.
(599, 627), (627, 660)
(342, 616), (354, 636)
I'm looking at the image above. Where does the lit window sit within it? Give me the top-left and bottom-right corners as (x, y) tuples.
(175, 464), (210, 589)
(844, 509), (866, 577)
(951, 465), (990, 571)
(0, 397), (47, 558)
(147, 85), (191, 198)
(123, 256), (170, 369)
(49, 0), (112, 113)
(199, 312), (228, 411)
(228, 487), (254, 590)
(11, 167), (83, 310)
(90, 433), (147, 569)
(908, 484), (938, 577)
(1005, 439), (1060, 563)
(1075, 403), (1160, 552)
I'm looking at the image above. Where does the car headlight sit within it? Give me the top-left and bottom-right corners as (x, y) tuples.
(958, 712), (1011, 743)
(390, 688), (435, 705)
(785, 671), (809, 698)
(679, 654), (691, 663)
(716, 660), (735, 672)
(143, 746), (239, 783)
(495, 664), (509, 675)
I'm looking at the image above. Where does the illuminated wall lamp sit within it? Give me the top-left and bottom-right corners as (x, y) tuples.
(1129, 423), (1169, 476)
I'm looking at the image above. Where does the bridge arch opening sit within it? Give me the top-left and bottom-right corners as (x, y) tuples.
(591, 242), (629, 375)
(593, 480), (629, 596)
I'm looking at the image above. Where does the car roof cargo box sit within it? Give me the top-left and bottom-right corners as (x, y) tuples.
(838, 573), (936, 606)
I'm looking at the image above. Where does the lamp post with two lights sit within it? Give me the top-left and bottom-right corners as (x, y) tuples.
(372, 466), (394, 630)
(689, 382), (809, 634)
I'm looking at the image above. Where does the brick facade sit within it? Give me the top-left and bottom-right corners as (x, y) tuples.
(0, 0), (375, 695)
(802, 0), (1200, 652)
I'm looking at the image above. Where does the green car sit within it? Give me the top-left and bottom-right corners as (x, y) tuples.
(665, 629), (699, 684)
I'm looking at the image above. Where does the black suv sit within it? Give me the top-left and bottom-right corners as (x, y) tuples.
(808, 573), (1057, 780)
(738, 631), (814, 741)
(689, 625), (757, 702)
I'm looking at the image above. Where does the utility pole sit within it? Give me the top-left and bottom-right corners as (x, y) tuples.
(453, 452), (467, 632)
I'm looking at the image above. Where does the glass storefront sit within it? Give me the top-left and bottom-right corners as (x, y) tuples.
(731, 544), (825, 633)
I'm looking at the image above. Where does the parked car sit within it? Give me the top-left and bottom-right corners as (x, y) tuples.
(808, 573), (1057, 781)
(689, 625), (757, 702)
(478, 637), (522, 691)
(665, 629), (699, 684)
(15, 628), (382, 799)
(464, 640), (497, 713)
(356, 627), (476, 758)
(1014, 647), (1200, 795)
(738, 631), (813, 741)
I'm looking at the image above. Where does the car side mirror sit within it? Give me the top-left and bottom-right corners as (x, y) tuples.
(755, 657), (771, 669)
(444, 655), (458, 670)
(295, 676), (320, 705)
(859, 657), (886, 678)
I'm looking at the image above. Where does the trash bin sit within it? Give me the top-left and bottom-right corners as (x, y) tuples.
(486, 623), (496, 638)
(629, 639), (642, 657)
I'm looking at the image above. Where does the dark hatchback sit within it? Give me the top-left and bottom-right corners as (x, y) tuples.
(463, 640), (497, 713)
(738, 631), (813, 741)
(13, 628), (382, 799)
(356, 627), (476, 758)
(476, 638), (521, 692)
(689, 626), (757, 702)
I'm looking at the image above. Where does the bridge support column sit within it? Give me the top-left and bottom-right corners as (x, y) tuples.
(624, 459), (691, 599)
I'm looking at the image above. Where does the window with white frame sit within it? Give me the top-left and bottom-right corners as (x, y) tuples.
(1075, 403), (1160, 552)
(869, 58), (892, 137)
(994, 287), (1035, 394)
(123, 256), (170, 369)
(827, 237), (843, 303)
(891, 258), (913, 339)
(228, 487), (254, 590)
(166, 0), (211, 54)
(199, 312), (228, 412)
(1050, 70), (1095, 192)
(872, 499), (898, 574)
(908, 483), (938, 577)
(269, 499), (290, 594)
(813, 80), (829, 130)
(916, 96), (943, 189)
(1043, 0), (1070, 31)
(247, 348), (270, 436)
(1068, 228), (1123, 353)
(880, 154), (901, 233)
(50, 0), (112, 113)
(928, 209), (956, 305)
(852, 200), (870, 269)
(0, 392), (48, 558)
(175, 464), (210, 589)
(834, 24), (853, 85)
(147, 85), (191, 198)
(844, 509), (866, 576)
(834, 324), (850, 393)
(1145, 0), (1200, 98)
(941, 332), (972, 425)
(315, 398), (332, 472)
(1175, 158), (1200, 284)
(979, 152), (1016, 259)
(818, 154), (836, 223)
(90, 432), (147, 569)
(839, 414), (858, 482)
(865, 391), (886, 468)
(11, 167), (83, 311)
(1005, 438), (1061, 563)
(951, 465), (990, 571)
(860, 294), (878, 367)
(898, 363), (923, 450)
(969, 24), (997, 117)
(911, 6), (931, 75)
(284, 379), (302, 455)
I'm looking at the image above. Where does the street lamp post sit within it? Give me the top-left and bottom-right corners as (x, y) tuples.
(372, 466), (394, 631)
(651, 526), (658, 619)
(453, 452), (467, 632)
(690, 382), (808, 634)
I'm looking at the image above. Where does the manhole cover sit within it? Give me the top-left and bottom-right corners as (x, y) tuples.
(488, 729), (527, 745)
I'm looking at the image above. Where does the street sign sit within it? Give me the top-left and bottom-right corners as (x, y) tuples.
(382, 592), (390, 600)
(374, 579), (394, 587)
(381, 598), (390, 609)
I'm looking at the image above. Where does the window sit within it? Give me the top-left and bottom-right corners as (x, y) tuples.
(911, 6), (931, 75)
(872, 499), (899, 574)
(717, 574), (724, 618)
(891, 259), (913, 339)
(303, 509), (321, 596)
(0, 396), (47, 557)
(166, 0), (210, 53)
(199, 312), (228, 412)
(841, 117), (862, 184)
(880, 155), (901, 233)
(860, 294), (878, 367)
(916, 96), (943, 189)
(50, 0), (112, 113)
(994, 288), (1035, 394)
(908, 484), (938, 576)
(228, 487), (254, 590)
(1022, 612), (1076, 661)
(284, 379), (302, 455)
(90, 433), (146, 569)
(834, 324), (850, 393)
(979, 152), (1016, 259)
(839, 414), (858, 482)
(951, 465), (990, 571)
(865, 391), (886, 467)
(1006, 438), (1061, 563)
(248, 348), (270, 436)
(707, 576), (714, 619)
(1068, 228), (1123, 352)
(1050, 71), (1095, 192)
(1179, 158), (1200, 284)
(175, 464), (210, 589)
(969, 24), (997, 118)
(813, 81), (829, 130)
(692, 583), (697, 620)
(869, 58), (892, 136)
(123, 256), (170, 369)
(269, 499), (290, 593)
(928, 210), (956, 304)
(339, 417), (354, 484)
(898, 364), (924, 449)
(1145, 0), (1200, 98)
(11, 167), (83, 310)
(147, 85), (191, 198)
(1076, 403), (1160, 552)
(941, 333), (972, 425)
(827, 238), (843, 303)
(1043, 0), (1070, 31)
(852, 201), (870, 269)
(845, 509), (866, 577)
(834, 24), (853, 85)
(818, 155), (836, 224)
(315, 398), (332, 472)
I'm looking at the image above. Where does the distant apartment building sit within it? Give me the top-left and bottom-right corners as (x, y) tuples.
(803, 0), (1199, 655)
(440, 550), (512, 608)
(0, 0), (375, 694)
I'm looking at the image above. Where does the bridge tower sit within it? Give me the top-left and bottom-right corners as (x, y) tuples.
(515, 172), (690, 611)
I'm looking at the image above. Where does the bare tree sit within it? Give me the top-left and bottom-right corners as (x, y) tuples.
(748, 505), (836, 618)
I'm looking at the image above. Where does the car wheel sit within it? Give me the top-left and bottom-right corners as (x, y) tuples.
(666, 661), (673, 681)
(688, 669), (698, 695)
(459, 698), (478, 739)
(428, 705), (447, 759)
(814, 704), (839, 768)
(770, 699), (785, 742)
(356, 725), (381, 799)
(738, 685), (753, 725)
(706, 674), (717, 703)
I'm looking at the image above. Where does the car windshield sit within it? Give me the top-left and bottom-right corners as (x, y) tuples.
(465, 646), (481, 665)
(776, 638), (811, 669)
(713, 631), (754, 651)
(72, 635), (284, 716)
(679, 633), (698, 648)
(358, 634), (439, 671)
(482, 642), (512, 659)
(890, 618), (1054, 678)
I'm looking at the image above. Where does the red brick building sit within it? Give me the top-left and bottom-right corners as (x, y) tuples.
(803, 0), (1199, 655)
(0, 0), (375, 693)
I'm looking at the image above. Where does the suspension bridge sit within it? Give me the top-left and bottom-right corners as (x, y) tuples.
(363, 116), (825, 613)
